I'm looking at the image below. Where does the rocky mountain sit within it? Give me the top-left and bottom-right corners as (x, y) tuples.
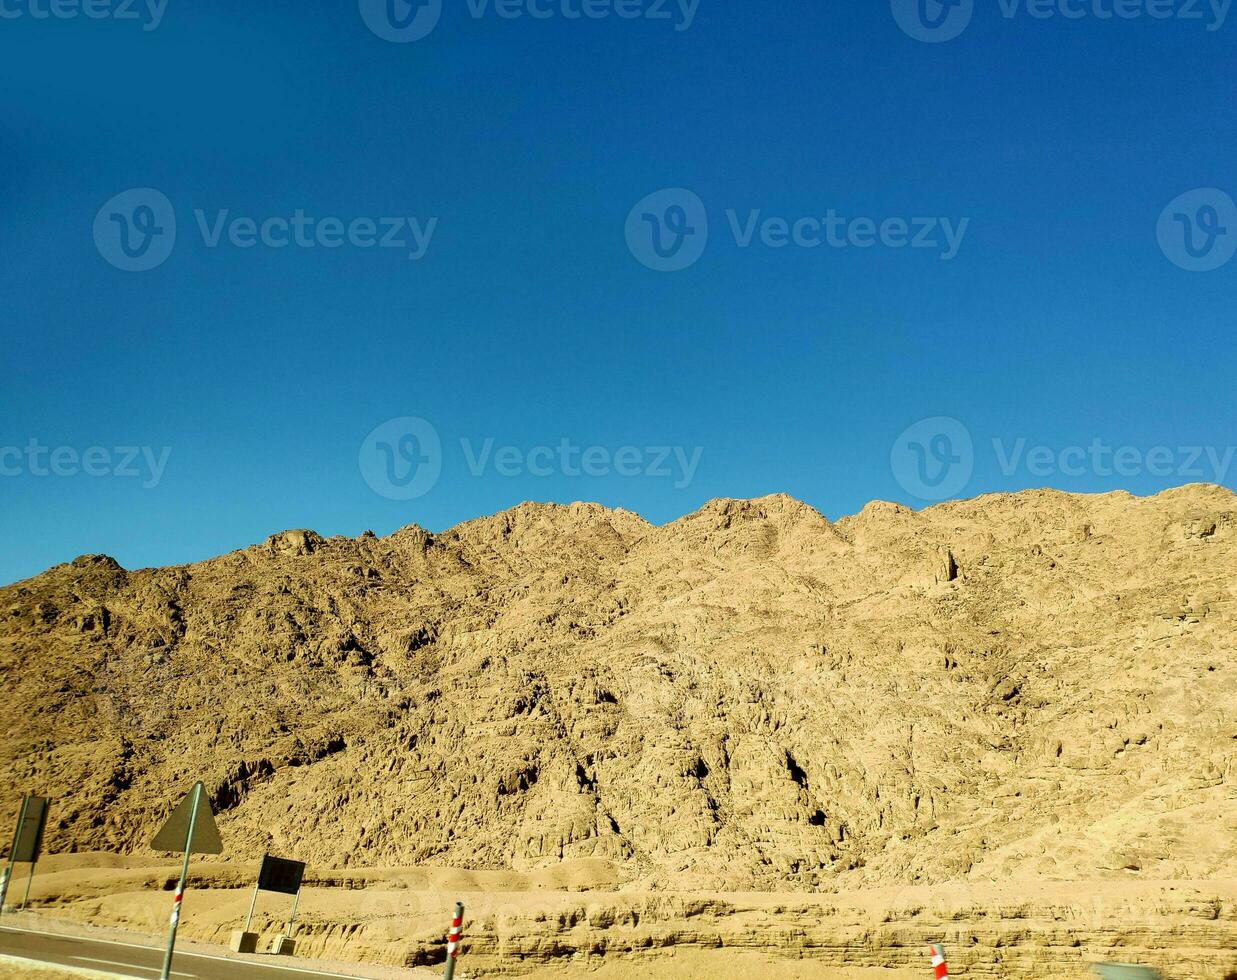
(1, 486), (1233, 892)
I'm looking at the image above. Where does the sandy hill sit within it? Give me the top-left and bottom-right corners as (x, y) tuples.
(1, 486), (1233, 893)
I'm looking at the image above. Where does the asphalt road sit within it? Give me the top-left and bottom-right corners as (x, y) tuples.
(0, 925), (370, 979)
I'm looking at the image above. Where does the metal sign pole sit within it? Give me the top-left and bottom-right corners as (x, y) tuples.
(0, 797), (31, 916)
(443, 902), (464, 980)
(243, 880), (261, 934)
(160, 782), (201, 980)
(286, 889), (301, 937)
(4, 796), (50, 916)
(18, 861), (35, 910)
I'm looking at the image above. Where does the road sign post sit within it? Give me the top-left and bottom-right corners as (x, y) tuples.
(244, 878), (261, 933)
(443, 902), (464, 980)
(1, 796), (49, 916)
(285, 889), (301, 936)
(231, 876), (262, 953)
(19, 862), (35, 911)
(232, 854), (306, 956)
(151, 782), (223, 980)
(271, 889), (302, 957)
(160, 782), (200, 980)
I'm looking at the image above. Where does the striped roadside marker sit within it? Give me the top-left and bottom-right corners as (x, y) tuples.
(169, 886), (184, 926)
(443, 901), (464, 980)
(928, 942), (949, 978)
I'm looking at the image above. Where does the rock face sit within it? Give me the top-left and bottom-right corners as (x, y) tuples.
(0, 487), (1233, 896)
(20, 858), (1237, 979)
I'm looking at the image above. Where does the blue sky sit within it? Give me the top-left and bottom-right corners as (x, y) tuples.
(1, 0), (1234, 584)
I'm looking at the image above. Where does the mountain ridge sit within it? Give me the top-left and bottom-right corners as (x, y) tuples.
(27, 484), (1230, 585)
(1, 484), (1232, 892)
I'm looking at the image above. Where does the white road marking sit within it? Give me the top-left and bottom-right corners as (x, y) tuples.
(0, 926), (371, 978)
(71, 954), (195, 976)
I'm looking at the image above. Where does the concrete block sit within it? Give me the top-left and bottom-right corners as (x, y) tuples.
(229, 930), (258, 953)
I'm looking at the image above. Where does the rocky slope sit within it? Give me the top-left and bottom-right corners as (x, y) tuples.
(15, 857), (1236, 978)
(1, 486), (1234, 896)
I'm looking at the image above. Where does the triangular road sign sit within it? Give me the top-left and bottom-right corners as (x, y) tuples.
(151, 782), (223, 855)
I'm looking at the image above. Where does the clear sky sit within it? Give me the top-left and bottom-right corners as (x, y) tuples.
(1, 0), (1234, 585)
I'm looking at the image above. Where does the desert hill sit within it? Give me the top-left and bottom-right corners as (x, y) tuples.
(1, 485), (1233, 895)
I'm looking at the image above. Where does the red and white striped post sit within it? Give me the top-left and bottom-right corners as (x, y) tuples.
(159, 783), (201, 980)
(928, 942), (949, 978)
(443, 901), (464, 980)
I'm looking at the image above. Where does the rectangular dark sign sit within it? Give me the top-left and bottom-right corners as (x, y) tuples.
(257, 854), (305, 896)
(10, 796), (48, 864)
